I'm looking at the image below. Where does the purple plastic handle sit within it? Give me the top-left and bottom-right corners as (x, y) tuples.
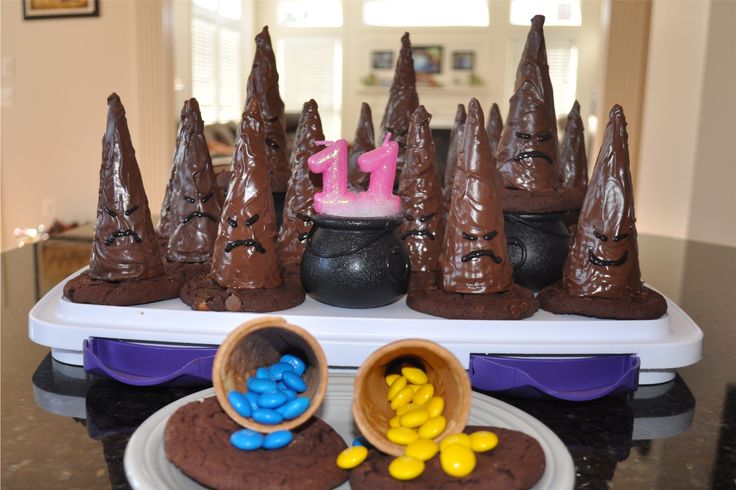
(83, 338), (216, 386)
(468, 354), (640, 401)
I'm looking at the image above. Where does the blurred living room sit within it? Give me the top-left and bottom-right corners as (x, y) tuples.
(1, 0), (734, 293)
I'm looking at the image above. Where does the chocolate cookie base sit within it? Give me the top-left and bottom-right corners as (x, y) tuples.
(406, 272), (538, 320)
(63, 263), (185, 306)
(538, 282), (667, 320)
(180, 266), (305, 312)
(350, 426), (545, 490)
(164, 397), (349, 490)
(501, 187), (584, 214)
(166, 260), (211, 282)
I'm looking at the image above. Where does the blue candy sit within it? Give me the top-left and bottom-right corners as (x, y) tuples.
(227, 390), (252, 418)
(245, 391), (260, 412)
(252, 408), (284, 425)
(278, 396), (310, 420)
(263, 430), (293, 450)
(279, 354), (306, 376)
(352, 436), (369, 447)
(255, 367), (273, 380)
(278, 384), (297, 401)
(247, 378), (278, 394)
(281, 370), (307, 393)
(257, 390), (288, 409)
(230, 429), (264, 450)
(268, 362), (295, 380)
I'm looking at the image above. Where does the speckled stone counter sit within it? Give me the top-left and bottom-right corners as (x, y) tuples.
(2, 235), (735, 488)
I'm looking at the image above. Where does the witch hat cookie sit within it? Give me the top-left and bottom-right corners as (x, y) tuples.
(278, 99), (325, 266)
(180, 98), (304, 312)
(485, 102), (503, 159)
(348, 102), (375, 190)
(442, 104), (466, 211)
(407, 99), (537, 319)
(397, 105), (444, 275)
(559, 100), (588, 192)
(538, 105), (667, 319)
(496, 15), (582, 213)
(380, 33), (419, 173)
(245, 26), (290, 194)
(165, 98), (223, 263)
(64, 94), (184, 305)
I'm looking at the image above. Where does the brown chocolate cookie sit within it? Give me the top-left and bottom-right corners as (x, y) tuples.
(538, 281), (667, 320)
(500, 187), (584, 214)
(63, 262), (185, 306)
(180, 266), (305, 312)
(407, 272), (538, 320)
(349, 426), (545, 490)
(164, 396), (349, 490)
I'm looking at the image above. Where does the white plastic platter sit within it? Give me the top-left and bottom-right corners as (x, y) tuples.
(124, 372), (575, 490)
(29, 270), (703, 385)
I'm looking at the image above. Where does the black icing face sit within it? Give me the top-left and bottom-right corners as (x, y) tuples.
(587, 228), (630, 267)
(513, 129), (554, 165)
(401, 212), (437, 241)
(180, 191), (218, 225)
(102, 201), (142, 246)
(460, 230), (503, 263)
(223, 214), (266, 253)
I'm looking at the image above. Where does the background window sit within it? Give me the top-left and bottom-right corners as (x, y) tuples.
(510, 0), (582, 26)
(277, 0), (343, 27)
(362, 0), (489, 27)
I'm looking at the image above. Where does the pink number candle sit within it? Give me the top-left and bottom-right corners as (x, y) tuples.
(308, 140), (358, 215)
(357, 133), (401, 216)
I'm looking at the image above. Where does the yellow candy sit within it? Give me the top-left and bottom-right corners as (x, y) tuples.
(439, 433), (472, 451)
(396, 402), (417, 416)
(336, 446), (368, 469)
(409, 384), (421, 394)
(389, 415), (401, 428)
(412, 383), (435, 406)
(390, 386), (415, 410)
(400, 407), (430, 428)
(470, 431), (499, 453)
(404, 438), (439, 461)
(425, 396), (445, 417)
(388, 455), (425, 480)
(387, 376), (408, 401)
(401, 366), (428, 385)
(440, 444), (476, 477)
(385, 373), (401, 386)
(418, 415), (446, 439)
(386, 426), (419, 446)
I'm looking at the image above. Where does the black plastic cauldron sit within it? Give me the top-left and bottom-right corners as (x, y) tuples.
(301, 214), (410, 308)
(504, 212), (571, 291)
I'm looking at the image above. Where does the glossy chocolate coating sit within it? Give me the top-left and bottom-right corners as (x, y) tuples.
(157, 164), (177, 240)
(89, 93), (165, 281)
(397, 105), (444, 272)
(563, 105), (641, 298)
(277, 99), (325, 266)
(559, 100), (588, 192)
(439, 98), (513, 293)
(485, 102), (503, 159)
(211, 98), (282, 289)
(245, 26), (290, 193)
(442, 104), (466, 212)
(348, 102), (375, 190)
(164, 99), (223, 263)
(380, 32), (419, 171)
(497, 15), (560, 192)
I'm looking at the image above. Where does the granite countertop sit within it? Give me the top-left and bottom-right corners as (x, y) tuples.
(2, 235), (735, 488)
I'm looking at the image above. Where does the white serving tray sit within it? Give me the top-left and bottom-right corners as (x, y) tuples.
(29, 270), (703, 385)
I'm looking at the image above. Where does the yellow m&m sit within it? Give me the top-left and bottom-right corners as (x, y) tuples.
(401, 366), (428, 385)
(404, 438), (439, 461)
(385, 373), (401, 386)
(440, 444), (476, 478)
(388, 456), (425, 480)
(412, 383), (435, 406)
(424, 396), (445, 417)
(439, 433), (472, 451)
(336, 446), (368, 469)
(387, 376), (408, 400)
(386, 426), (419, 446)
(390, 386), (415, 410)
(418, 415), (447, 439)
(400, 407), (430, 428)
(470, 430), (499, 452)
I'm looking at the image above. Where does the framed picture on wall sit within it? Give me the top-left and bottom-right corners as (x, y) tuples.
(412, 46), (443, 74)
(452, 51), (475, 71)
(371, 51), (394, 70)
(23, 0), (99, 20)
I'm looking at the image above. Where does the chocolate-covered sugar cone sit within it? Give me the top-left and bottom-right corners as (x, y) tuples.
(485, 102), (503, 159)
(64, 94), (184, 306)
(407, 99), (537, 319)
(166, 98), (223, 263)
(380, 33), (419, 173)
(90, 93), (164, 281)
(442, 104), (466, 212)
(538, 105), (666, 319)
(246, 26), (290, 193)
(559, 100), (588, 192)
(278, 99), (325, 266)
(397, 105), (444, 273)
(348, 102), (375, 190)
(157, 164), (177, 241)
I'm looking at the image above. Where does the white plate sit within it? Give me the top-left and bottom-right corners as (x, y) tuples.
(124, 373), (574, 489)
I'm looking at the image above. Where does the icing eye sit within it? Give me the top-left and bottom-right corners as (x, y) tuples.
(245, 214), (260, 227)
(227, 217), (238, 228)
(483, 231), (498, 241)
(125, 205), (139, 216)
(536, 132), (552, 142)
(593, 230), (608, 242)
(419, 213), (436, 223)
(462, 232), (478, 241)
(614, 233), (629, 241)
(404, 214), (414, 221)
(201, 191), (213, 203)
(265, 139), (280, 150)
(184, 196), (195, 203)
(105, 207), (117, 217)
(514, 132), (532, 140)
(296, 212), (312, 224)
